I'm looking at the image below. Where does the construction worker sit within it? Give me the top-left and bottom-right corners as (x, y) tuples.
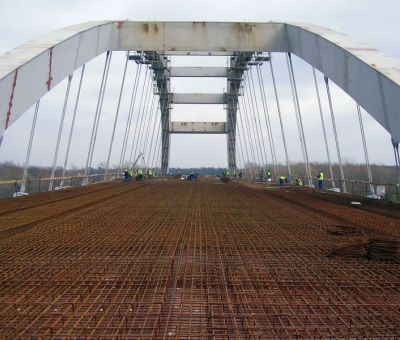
(279, 176), (287, 187)
(137, 169), (143, 181)
(295, 176), (303, 187)
(266, 169), (272, 182)
(123, 169), (130, 182)
(317, 169), (324, 189)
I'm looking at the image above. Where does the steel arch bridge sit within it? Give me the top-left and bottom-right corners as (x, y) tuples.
(1, 21), (400, 179)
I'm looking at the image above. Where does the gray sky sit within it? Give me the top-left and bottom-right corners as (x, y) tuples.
(0, 0), (399, 169)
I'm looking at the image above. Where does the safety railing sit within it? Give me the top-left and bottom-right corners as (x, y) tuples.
(0, 173), (122, 200)
(233, 175), (400, 203)
(323, 178), (400, 203)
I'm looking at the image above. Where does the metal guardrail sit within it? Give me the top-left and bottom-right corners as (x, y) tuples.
(234, 176), (400, 203)
(327, 178), (400, 203)
(0, 173), (122, 199)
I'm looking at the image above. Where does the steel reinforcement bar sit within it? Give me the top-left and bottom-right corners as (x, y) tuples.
(0, 178), (400, 337)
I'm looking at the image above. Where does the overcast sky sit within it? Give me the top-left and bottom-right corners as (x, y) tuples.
(0, 0), (399, 169)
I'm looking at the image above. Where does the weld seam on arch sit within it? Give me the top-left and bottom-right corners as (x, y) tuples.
(5, 68), (19, 129)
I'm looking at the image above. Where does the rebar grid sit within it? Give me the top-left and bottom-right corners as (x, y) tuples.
(1, 179), (400, 338)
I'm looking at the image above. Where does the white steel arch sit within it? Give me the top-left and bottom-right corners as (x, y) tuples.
(1, 21), (400, 142)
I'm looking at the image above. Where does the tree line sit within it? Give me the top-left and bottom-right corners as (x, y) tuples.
(0, 161), (398, 184)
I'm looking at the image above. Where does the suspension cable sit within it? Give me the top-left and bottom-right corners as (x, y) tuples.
(19, 100), (40, 194)
(287, 55), (308, 178)
(268, 53), (291, 176)
(146, 99), (161, 169)
(127, 66), (149, 166)
(139, 88), (157, 167)
(87, 51), (113, 174)
(104, 52), (130, 180)
(356, 104), (375, 194)
(241, 77), (258, 167)
(155, 127), (163, 171)
(60, 65), (85, 188)
(248, 67), (268, 169)
(256, 63), (278, 180)
(393, 140), (400, 184)
(228, 87), (247, 176)
(118, 62), (142, 172)
(143, 95), (159, 167)
(312, 67), (335, 188)
(238, 96), (255, 177)
(83, 51), (112, 183)
(242, 74), (263, 167)
(394, 140), (400, 167)
(135, 77), (154, 164)
(150, 116), (161, 170)
(48, 74), (73, 191)
(236, 135), (247, 179)
(152, 120), (163, 171)
(241, 77), (261, 168)
(287, 53), (312, 185)
(237, 119), (251, 179)
(324, 76), (347, 192)
(237, 97), (254, 179)
(131, 68), (153, 167)
(140, 93), (156, 171)
(150, 80), (167, 171)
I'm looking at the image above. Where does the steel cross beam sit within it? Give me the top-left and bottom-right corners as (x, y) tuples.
(226, 52), (253, 171)
(142, 51), (171, 174)
(170, 67), (227, 77)
(172, 93), (225, 104)
(170, 121), (226, 134)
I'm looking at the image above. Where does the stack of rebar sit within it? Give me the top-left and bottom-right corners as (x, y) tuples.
(369, 236), (400, 262)
(329, 235), (400, 262)
(329, 236), (369, 258)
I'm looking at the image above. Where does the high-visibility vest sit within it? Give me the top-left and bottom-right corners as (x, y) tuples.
(267, 170), (271, 176)
(318, 172), (324, 180)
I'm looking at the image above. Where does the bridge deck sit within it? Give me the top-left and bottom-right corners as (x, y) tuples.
(1, 178), (400, 337)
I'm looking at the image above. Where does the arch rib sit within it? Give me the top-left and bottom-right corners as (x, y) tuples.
(0, 21), (400, 143)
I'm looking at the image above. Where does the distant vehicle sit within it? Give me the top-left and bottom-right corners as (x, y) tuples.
(187, 173), (198, 181)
